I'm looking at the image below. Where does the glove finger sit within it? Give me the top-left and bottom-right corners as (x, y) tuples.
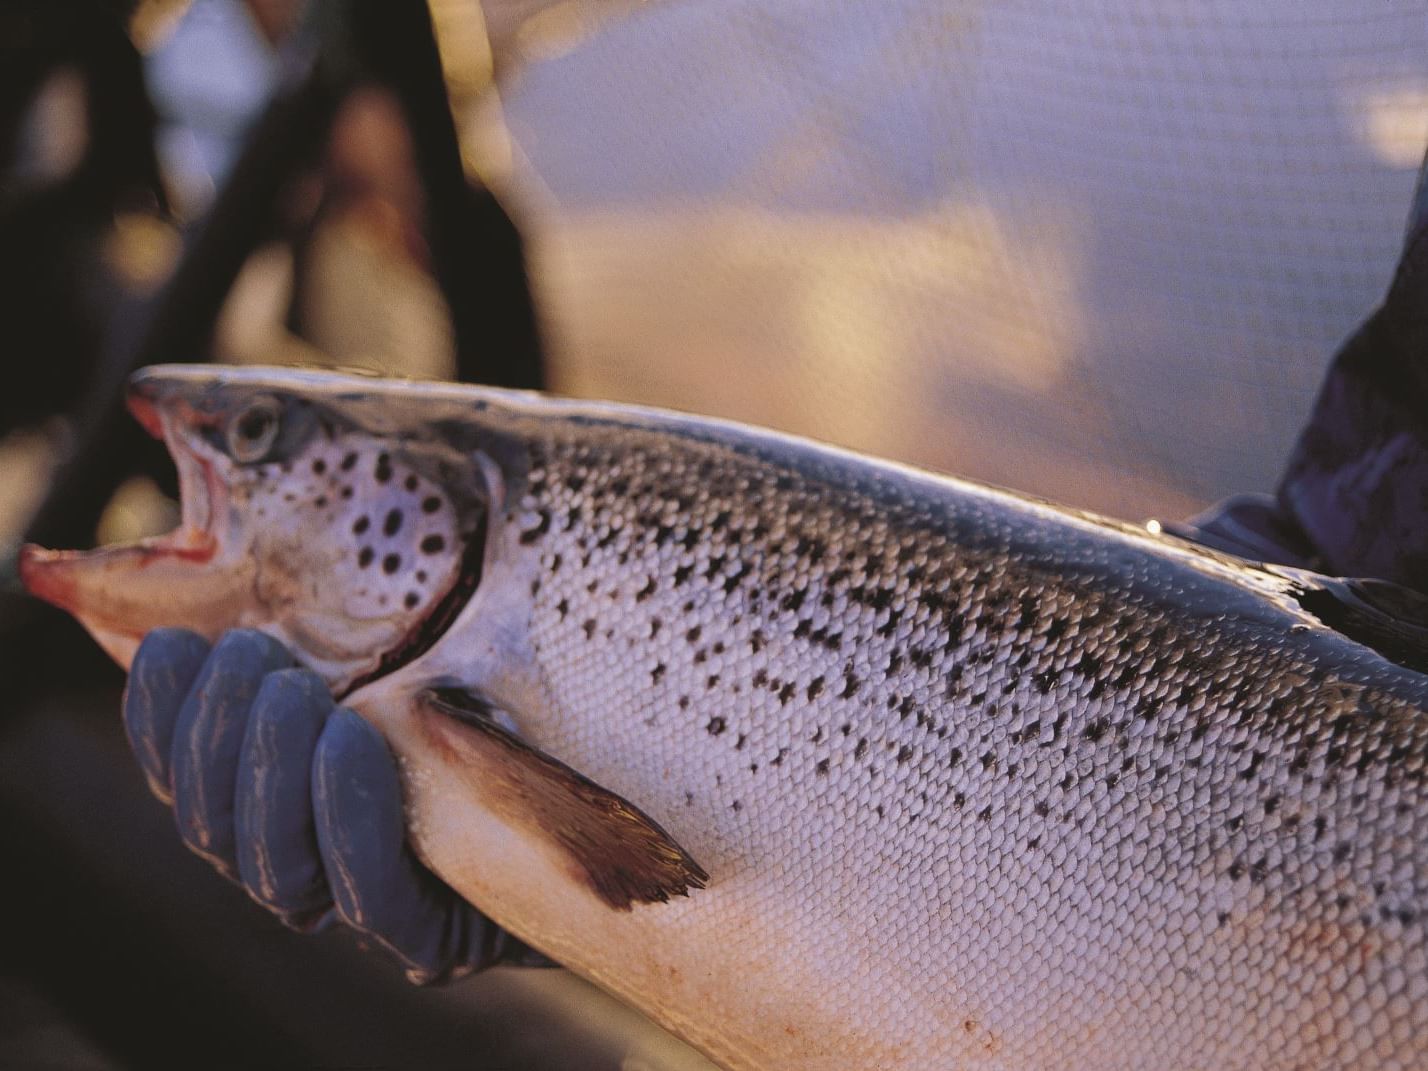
(313, 709), (497, 983)
(171, 629), (292, 878)
(122, 629), (212, 804)
(236, 667), (335, 928)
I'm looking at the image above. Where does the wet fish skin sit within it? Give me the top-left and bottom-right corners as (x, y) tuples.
(22, 366), (1428, 1070)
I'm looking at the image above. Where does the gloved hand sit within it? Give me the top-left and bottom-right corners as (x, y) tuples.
(123, 627), (550, 982)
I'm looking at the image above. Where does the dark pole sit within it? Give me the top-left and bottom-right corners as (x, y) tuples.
(347, 0), (544, 390)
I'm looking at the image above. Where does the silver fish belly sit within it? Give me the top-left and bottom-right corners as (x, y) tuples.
(21, 366), (1428, 1070)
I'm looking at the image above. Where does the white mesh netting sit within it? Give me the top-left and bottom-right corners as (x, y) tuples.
(474, 0), (1428, 520)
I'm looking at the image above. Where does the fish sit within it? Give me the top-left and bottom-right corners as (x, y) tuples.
(19, 363), (1428, 1071)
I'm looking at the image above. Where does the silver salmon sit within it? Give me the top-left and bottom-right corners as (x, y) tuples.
(20, 364), (1428, 1070)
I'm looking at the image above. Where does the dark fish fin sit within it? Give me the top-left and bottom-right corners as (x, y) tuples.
(1290, 575), (1428, 675)
(416, 687), (708, 911)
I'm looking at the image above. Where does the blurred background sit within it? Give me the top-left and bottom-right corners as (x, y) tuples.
(0, 0), (1425, 1067)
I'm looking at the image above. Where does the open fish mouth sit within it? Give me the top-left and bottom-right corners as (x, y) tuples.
(17, 389), (228, 646)
(19, 373), (488, 690)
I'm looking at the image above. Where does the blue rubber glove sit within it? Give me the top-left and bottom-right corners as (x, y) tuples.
(123, 627), (550, 982)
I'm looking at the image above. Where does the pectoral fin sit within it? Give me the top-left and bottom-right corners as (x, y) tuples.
(415, 687), (708, 911)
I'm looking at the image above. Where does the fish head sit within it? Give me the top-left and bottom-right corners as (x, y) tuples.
(20, 365), (491, 692)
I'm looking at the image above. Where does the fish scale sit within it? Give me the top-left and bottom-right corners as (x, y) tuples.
(18, 365), (1428, 1070)
(481, 423), (1428, 1069)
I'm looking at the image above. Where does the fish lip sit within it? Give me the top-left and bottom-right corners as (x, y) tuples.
(16, 530), (218, 631)
(18, 397), (223, 610)
(126, 388), (165, 441)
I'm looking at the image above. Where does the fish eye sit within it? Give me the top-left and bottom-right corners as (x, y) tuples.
(226, 397), (282, 463)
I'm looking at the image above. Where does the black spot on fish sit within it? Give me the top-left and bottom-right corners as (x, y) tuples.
(340, 452), (358, 471)
(420, 535), (446, 554)
(404, 592), (419, 609)
(382, 553), (401, 575)
(707, 717), (726, 736)
(315, 496), (327, 509)
(422, 496), (442, 514)
(358, 547), (374, 568)
(651, 663), (666, 683)
(815, 758), (830, 776)
(405, 474), (419, 491)
(582, 619), (597, 639)
(897, 745), (914, 764)
(375, 453), (392, 483)
(636, 577), (656, 602)
(722, 564), (751, 593)
(807, 676), (825, 700)
(838, 670), (860, 699)
(312, 459), (327, 475)
(340, 487), (353, 500)
(384, 509), (403, 536)
(519, 511), (551, 544)
(556, 598), (568, 619)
